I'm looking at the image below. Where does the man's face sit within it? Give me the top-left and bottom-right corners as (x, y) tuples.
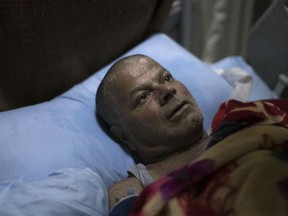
(112, 56), (204, 163)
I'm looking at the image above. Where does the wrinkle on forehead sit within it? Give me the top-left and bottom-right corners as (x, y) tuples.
(108, 55), (159, 94)
(124, 56), (159, 79)
(123, 56), (149, 77)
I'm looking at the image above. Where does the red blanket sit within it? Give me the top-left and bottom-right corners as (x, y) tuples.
(131, 99), (288, 216)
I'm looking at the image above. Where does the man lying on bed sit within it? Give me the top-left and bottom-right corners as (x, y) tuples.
(96, 54), (288, 216)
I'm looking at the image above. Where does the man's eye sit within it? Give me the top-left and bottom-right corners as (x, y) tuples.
(138, 92), (150, 104)
(163, 74), (173, 83)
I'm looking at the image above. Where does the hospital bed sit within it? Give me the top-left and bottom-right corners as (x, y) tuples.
(0, 0), (286, 215)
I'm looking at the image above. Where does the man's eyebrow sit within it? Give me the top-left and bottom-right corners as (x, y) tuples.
(130, 68), (166, 96)
(130, 83), (151, 96)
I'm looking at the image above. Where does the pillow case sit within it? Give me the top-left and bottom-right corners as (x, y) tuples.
(0, 34), (233, 188)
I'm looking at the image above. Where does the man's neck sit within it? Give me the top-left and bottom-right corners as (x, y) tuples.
(146, 133), (210, 180)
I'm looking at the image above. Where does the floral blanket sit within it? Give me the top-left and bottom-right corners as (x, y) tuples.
(130, 99), (288, 216)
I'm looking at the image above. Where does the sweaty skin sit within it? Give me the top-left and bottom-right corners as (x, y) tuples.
(109, 56), (205, 164)
(97, 55), (209, 209)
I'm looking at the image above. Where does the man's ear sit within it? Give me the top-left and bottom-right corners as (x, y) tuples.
(110, 125), (134, 150)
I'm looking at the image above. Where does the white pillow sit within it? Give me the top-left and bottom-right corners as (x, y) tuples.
(0, 168), (108, 216)
(210, 56), (277, 100)
(0, 34), (232, 188)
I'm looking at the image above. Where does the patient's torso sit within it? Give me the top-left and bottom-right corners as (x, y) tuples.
(109, 133), (209, 210)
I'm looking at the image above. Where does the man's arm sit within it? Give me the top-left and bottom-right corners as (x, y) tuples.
(108, 177), (144, 209)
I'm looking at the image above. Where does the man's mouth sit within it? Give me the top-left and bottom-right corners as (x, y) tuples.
(167, 101), (188, 120)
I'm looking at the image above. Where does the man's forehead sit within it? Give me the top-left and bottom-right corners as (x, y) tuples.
(120, 57), (162, 78)
(111, 59), (160, 96)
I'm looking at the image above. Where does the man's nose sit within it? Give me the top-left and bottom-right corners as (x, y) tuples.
(157, 84), (176, 106)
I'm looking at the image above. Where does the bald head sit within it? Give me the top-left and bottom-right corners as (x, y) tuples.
(96, 54), (149, 127)
(96, 54), (204, 163)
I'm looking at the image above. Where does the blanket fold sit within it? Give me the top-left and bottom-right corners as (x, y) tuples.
(131, 99), (288, 216)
